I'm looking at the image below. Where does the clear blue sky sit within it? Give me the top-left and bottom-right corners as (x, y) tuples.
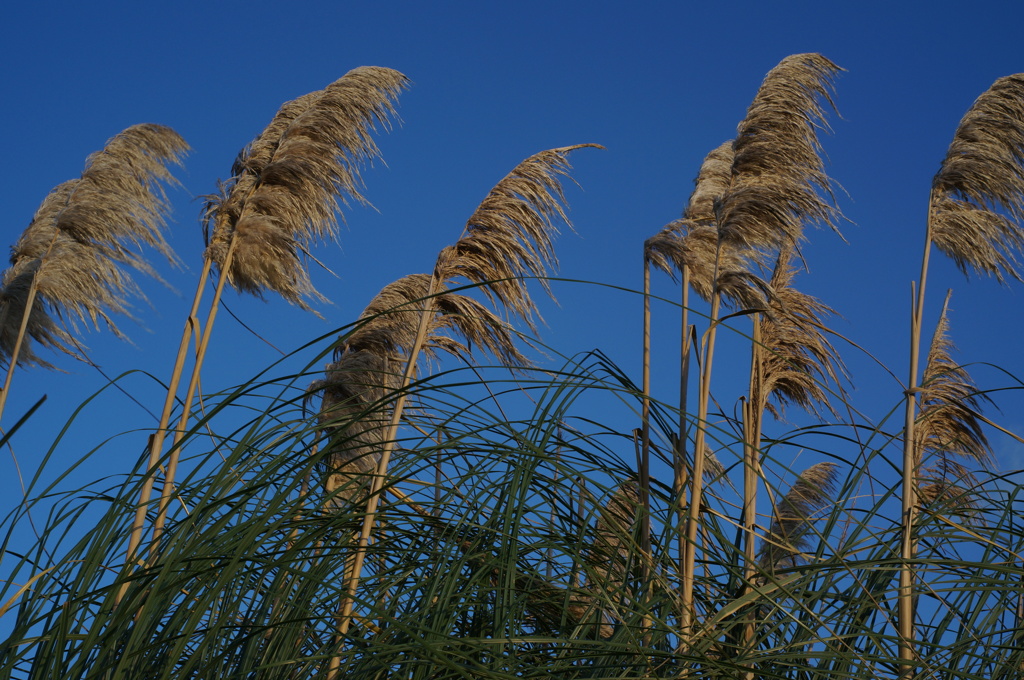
(2, 2), (1023, 518)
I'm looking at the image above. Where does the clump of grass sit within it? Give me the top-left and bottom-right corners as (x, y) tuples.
(324, 146), (601, 673)
(680, 53), (844, 644)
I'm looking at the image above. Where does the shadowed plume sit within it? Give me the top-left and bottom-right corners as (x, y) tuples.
(312, 274), (528, 505)
(0, 124), (188, 367)
(570, 482), (639, 638)
(931, 74), (1024, 282)
(205, 67), (409, 308)
(758, 461), (839, 573)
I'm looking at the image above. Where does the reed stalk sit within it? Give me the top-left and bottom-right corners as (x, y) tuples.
(131, 68), (408, 573)
(740, 319), (763, 677)
(123, 257), (211, 575)
(677, 267), (692, 595)
(148, 242), (237, 559)
(899, 73), (1024, 676)
(640, 261), (653, 566)
(324, 145), (599, 677)
(0, 279), (43, 422)
(680, 279), (721, 641)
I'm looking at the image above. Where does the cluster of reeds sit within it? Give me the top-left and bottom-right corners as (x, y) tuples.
(1, 56), (1024, 680)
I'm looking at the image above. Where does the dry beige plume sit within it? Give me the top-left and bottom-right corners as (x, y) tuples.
(644, 141), (765, 309)
(917, 467), (980, 520)
(716, 53), (842, 251)
(0, 124), (188, 367)
(205, 67), (409, 308)
(754, 246), (846, 419)
(312, 144), (599, 506)
(914, 292), (992, 510)
(312, 274), (528, 505)
(570, 482), (639, 638)
(931, 74), (1024, 282)
(758, 461), (838, 573)
(435, 144), (602, 331)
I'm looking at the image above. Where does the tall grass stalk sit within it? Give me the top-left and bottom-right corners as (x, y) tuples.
(131, 68), (408, 574)
(326, 145), (599, 676)
(899, 73), (1024, 676)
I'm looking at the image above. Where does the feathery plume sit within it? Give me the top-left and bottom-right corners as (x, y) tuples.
(914, 292), (993, 509)
(644, 142), (734, 286)
(590, 482), (639, 589)
(931, 74), (1024, 282)
(917, 469), (980, 521)
(435, 144), (602, 330)
(644, 141), (765, 308)
(313, 274), (528, 505)
(646, 221), (766, 309)
(571, 482), (639, 638)
(205, 67), (409, 308)
(0, 124), (188, 367)
(758, 462), (838, 573)
(754, 246), (846, 419)
(717, 53), (842, 250)
(684, 141), (735, 224)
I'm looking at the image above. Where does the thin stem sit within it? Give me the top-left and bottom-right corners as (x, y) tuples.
(327, 273), (439, 679)
(899, 190), (935, 677)
(677, 266), (692, 633)
(741, 316), (763, 680)
(681, 284), (721, 645)
(148, 243), (236, 563)
(0, 229), (62, 425)
(0, 279), (40, 425)
(640, 260), (652, 566)
(119, 258), (212, 604)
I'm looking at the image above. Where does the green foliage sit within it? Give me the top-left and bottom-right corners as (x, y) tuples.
(0, 322), (1021, 678)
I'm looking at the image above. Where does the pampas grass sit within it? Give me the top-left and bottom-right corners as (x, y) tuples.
(753, 246), (845, 421)
(0, 124), (187, 419)
(717, 53), (843, 251)
(132, 67), (408, 580)
(434, 144), (603, 329)
(205, 66), (410, 307)
(0, 125), (187, 363)
(930, 74), (1024, 283)
(680, 54), (843, 646)
(326, 144), (600, 676)
(900, 73), (1024, 672)
(915, 291), (992, 513)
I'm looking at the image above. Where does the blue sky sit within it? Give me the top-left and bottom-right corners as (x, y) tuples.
(2, 1), (1024, 523)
